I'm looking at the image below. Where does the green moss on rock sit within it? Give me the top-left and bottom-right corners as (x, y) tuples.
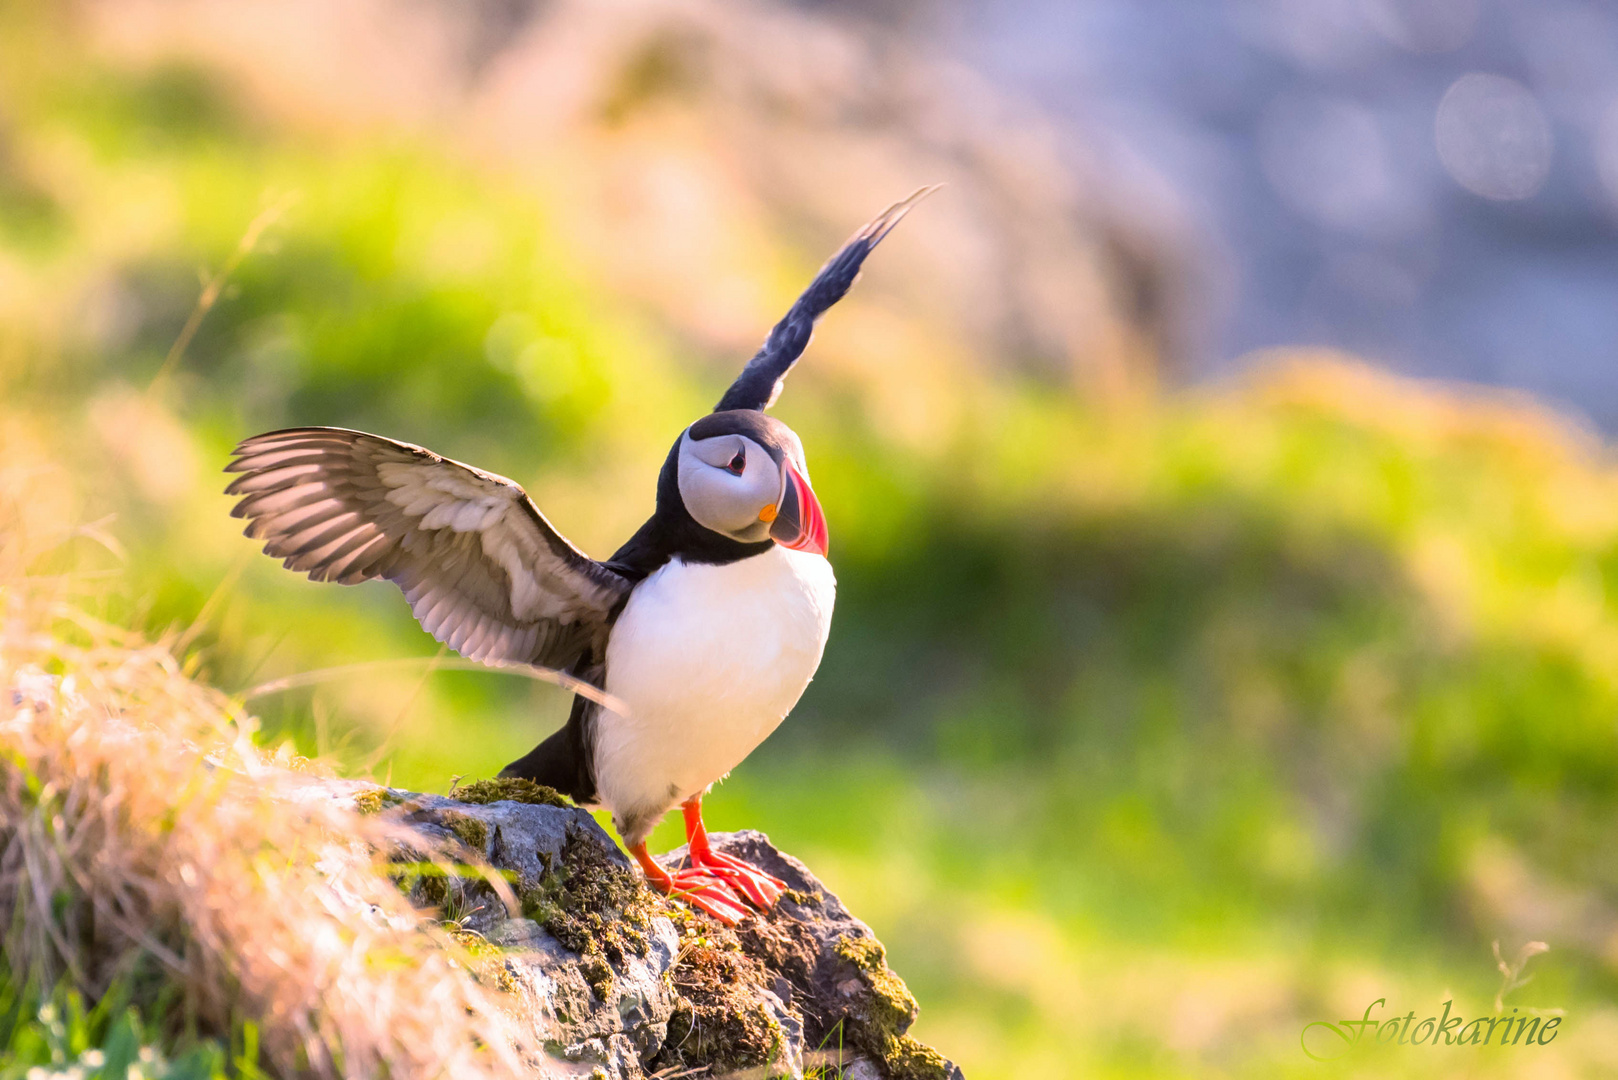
(883, 1036), (953, 1080)
(352, 787), (405, 815)
(452, 777), (570, 807)
(518, 832), (657, 1001)
(418, 871), (450, 910)
(836, 934), (949, 1080)
(445, 925), (498, 959)
(657, 935), (788, 1075)
(837, 935), (919, 1030)
(387, 862), (452, 910)
(439, 811), (489, 854)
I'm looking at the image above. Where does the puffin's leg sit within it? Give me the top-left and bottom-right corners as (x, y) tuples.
(680, 796), (788, 910)
(629, 841), (750, 925)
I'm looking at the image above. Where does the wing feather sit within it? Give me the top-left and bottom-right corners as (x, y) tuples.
(328, 534), (393, 585)
(714, 186), (938, 413)
(236, 485), (337, 519)
(247, 497), (347, 539)
(227, 426), (631, 669)
(225, 462), (326, 495)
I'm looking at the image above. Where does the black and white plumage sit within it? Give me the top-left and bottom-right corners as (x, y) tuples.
(226, 188), (933, 922)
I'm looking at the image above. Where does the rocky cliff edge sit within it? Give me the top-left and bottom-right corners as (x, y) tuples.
(344, 779), (963, 1080)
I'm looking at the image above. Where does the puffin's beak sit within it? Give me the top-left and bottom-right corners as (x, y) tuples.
(767, 459), (829, 556)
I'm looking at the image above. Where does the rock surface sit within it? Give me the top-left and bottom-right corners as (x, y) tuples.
(351, 781), (963, 1080)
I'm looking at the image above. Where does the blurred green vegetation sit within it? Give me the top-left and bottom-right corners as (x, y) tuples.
(3, 5), (1616, 1077)
(0, 967), (248, 1080)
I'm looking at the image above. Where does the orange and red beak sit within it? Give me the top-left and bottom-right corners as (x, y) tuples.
(768, 459), (829, 556)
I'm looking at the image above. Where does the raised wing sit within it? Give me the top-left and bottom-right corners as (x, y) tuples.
(715, 185), (938, 413)
(225, 427), (631, 669)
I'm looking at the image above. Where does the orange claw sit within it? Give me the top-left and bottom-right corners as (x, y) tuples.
(632, 840), (750, 925)
(681, 797), (789, 911)
(629, 796), (791, 925)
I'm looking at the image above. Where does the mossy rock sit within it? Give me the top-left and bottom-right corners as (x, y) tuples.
(519, 832), (657, 1000)
(651, 831), (960, 1080)
(663, 953), (788, 1072)
(362, 791), (961, 1079)
(438, 810), (490, 854)
(836, 935), (951, 1080)
(351, 787), (407, 815)
(651, 919), (796, 1076)
(451, 777), (570, 807)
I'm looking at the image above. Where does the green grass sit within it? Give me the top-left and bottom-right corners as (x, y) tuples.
(0, 969), (246, 1080)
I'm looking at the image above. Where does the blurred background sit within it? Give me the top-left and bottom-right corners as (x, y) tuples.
(3, 0), (1617, 1076)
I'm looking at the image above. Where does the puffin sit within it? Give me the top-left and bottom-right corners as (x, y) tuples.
(224, 189), (932, 924)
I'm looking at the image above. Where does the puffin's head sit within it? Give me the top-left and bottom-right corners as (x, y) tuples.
(673, 410), (828, 556)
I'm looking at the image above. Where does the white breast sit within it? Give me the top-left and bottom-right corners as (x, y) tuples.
(594, 546), (835, 841)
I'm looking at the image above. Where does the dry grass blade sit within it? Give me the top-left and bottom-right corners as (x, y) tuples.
(1493, 939), (1550, 1013)
(147, 192), (297, 391)
(242, 654), (630, 713)
(0, 458), (535, 1079)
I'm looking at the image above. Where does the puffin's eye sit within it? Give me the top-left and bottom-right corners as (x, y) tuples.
(726, 449), (745, 475)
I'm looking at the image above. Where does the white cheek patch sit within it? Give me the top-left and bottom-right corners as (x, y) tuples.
(679, 433), (783, 539)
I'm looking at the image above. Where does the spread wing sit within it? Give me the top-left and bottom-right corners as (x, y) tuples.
(225, 427), (632, 670)
(715, 185), (939, 413)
